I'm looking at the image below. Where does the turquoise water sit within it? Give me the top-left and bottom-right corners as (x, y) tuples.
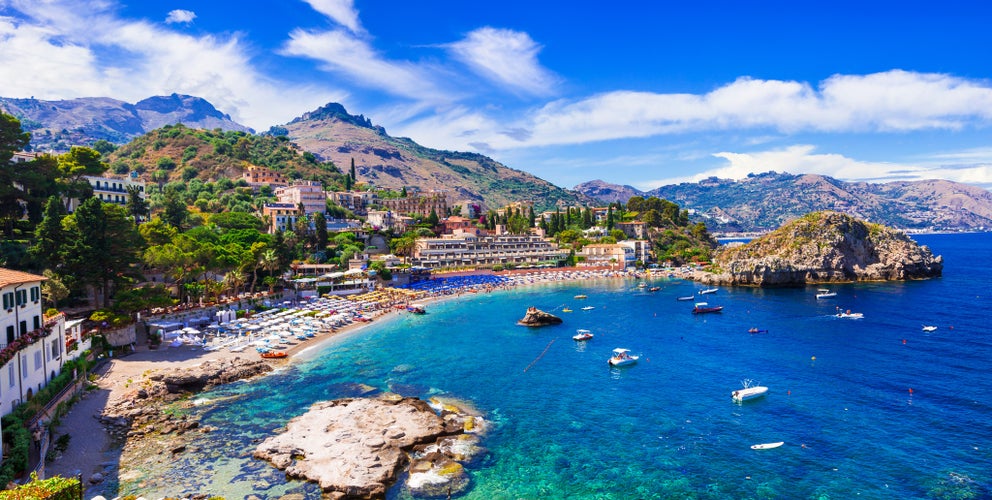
(131, 233), (992, 499)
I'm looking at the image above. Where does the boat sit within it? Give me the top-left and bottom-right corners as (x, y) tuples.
(573, 329), (594, 341)
(581, 306), (595, 311)
(638, 282), (647, 288)
(260, 351), (288, 359)
(692, 302), (723, 314)
(562, 307), (573, 313)
(407, 304), (427, 314)
(922, 325), (937, 332)
(677, 295), (695, 301)
(608, 348), (639, 367)
(815, 289), (837, 299)
(574, 294), (588, 299)
(649, 287), (661, 292)
(699, 288), (718, 295)
(751, 442), (784, 450)
(732, 379), (768, 402)
(748, 328), (769, 334)
(834, 308), (863, 319)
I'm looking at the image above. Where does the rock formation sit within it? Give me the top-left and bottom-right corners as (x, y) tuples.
(696, 211), (943, 286)
(517, 307), (563, 326)
(147, 357), (273, 394)
(253, 395), (487, 499)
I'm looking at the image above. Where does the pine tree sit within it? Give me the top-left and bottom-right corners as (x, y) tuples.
(29, 196), (67, 270)
(350, 158), (356, 180)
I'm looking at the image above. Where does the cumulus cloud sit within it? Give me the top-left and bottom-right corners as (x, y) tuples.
(447, 27), (559, 96)
(165, 9), (196, 24)
(470, 71), (992, 150)
(0, 0), (339, 129)
(303, 0), (363, 34)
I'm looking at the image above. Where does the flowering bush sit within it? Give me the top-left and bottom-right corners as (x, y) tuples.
(0, 328), (50, 367)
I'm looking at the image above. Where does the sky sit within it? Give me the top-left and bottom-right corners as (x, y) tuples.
(2, 0), (992, 191)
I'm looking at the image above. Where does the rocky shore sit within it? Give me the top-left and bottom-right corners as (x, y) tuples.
(696, 211), (944, 286)
(254, 395), (486, 499)
(517, 307), (563, 326)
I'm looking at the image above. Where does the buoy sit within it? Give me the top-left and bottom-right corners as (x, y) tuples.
(811, 356), (816, 361)
(908, 388), (914, 395)
(902, 339), (907, 345)
(787, 390), (791, 396)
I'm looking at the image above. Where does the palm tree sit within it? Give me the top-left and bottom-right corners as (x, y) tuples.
(259, 248), (281, 293)
(223, 270), (246, 298)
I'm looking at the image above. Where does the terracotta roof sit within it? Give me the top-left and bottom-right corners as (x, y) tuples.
(0, 268), (46, 288)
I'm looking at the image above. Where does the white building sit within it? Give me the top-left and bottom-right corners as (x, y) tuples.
(64, 175), (148, 220)
(275, 181), (326, 215)
(412, 229), (567, 269)
(0, 269), (68, 417)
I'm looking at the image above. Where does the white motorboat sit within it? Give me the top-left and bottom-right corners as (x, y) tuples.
(608, 348), (639, 367)
(751, 442), (784, 450)
(573, 329), (593, 341)
(834, 308), (863, 319)
(732, 379), (768, 402)
(922, 325), (937, 332)
(581, 306), (595, 311)
(699, 288), (718, 295)
(815, 288), (837, 299)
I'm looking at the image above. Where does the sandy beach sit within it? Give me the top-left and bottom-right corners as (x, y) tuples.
(42, 267), (654, 495)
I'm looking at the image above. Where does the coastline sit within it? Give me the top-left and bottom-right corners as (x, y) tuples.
(42, 267), (648, 495)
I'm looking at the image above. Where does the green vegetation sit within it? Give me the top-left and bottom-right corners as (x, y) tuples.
(0, 473), (83, 500)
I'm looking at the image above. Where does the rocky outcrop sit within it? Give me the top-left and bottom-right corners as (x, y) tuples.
(147, 358), (273, 394)
(696, 211), (943, 286)
(253, 395), (486, 499)
(517, 307), (563, 327)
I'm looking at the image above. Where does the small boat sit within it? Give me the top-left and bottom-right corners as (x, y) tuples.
(815, 289), (837, 299)
(562, 307), (573, 313)
(834, 308), (863, 319)
(581, 306), (595, 311)
(692, 302), (723, 314)
(677, 295), (695, 301)
(922, 325), (937, 332)
(574, 294), (588, 299)
(699, 288), (718, 295)
(407, 304), (427, 314)
(732, 379), (768, 402)
(573, 329), (593, 341)
(751, 442), (784, 450)
(638, 282), (647, 288)
(608, 348), (639, 367)
(649, 287), (661, 292)
(748, 328), (769, 334)
(261, 351), (288, 359)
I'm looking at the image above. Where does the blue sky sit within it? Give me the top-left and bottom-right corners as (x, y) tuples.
(2, 0), (992, 191)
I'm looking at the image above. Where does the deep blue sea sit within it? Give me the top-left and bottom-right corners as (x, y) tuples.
(128, 233), (992, 499)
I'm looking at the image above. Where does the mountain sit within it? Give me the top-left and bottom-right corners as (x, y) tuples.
(576, 172), (992, 232)
(0, 94), (252, 152)
(571, 180), (642, 204)
(277, 103), (587, 211)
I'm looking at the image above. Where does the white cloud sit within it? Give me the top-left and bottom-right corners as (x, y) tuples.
(165, 9), (196, 24)
(636, 145), (992, 189)
(458, 71), (992, 151)
(303, 0), (363, 34)
(0, 1), (341, 129)
(447, 27), (558, 96)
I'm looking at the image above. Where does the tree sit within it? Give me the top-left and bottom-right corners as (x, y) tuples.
(125, 185), (150, 223)
(350, 158), (356, 180)
(57, 146), (107, 200)
(0, 114), (31, 237)
(61, 198), (143, 307)
(507, 214), (530, 234)
(390, 234), (418, 264)
(259, 248), (281, 292)
(425, 208), (439, 227)
(41, 269), (70, 309)
(313, 212), (328, 250)
(29, 196), (67, 270)
(400, 186), (407, 197)
(161, 186), (189, 229)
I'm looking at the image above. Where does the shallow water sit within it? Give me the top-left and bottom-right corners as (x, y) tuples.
(123, 233), (992, 499)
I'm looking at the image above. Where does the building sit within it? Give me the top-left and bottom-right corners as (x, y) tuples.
(380, 192), (448, 218)
(577, 243), (629, 269)
(496, 201), (534, 218)
(243, 165), (288, 188)
(615, 221), (647, 239)
(64, 175), (148, 216)
(0, 268), (67, 417)
(618, 239), (652, 265)
(262, 203), (300, 233)
(274, 181), (326, 215)
(412, 229), (567, 269)
(330, 191), (378, 215)
(439, 216), (475, 235)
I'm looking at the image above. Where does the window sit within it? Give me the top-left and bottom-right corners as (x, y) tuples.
(2, 292), (12, 309)
(30, 286), (39, 302)
(6, 325), (13, 344)
(21, 356), (28, 379)
(51, 339), (60, 360)
(19, 320), (26, 335)
(34, 351), (42, 371)
(16, 289), (26, 306)
(33, 316), (40, 330)
(7, 364), (13, 387)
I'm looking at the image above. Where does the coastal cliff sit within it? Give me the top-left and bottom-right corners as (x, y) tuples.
(695, 211), (943, 286)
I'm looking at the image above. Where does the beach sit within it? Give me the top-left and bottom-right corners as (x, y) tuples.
(42, 267), (646, 494)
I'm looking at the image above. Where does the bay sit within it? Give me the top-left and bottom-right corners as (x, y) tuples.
(124, 233), (992, 499)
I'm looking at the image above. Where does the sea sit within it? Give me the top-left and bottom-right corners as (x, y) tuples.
(122, 232), (992, 499)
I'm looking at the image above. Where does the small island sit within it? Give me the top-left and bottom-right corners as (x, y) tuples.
(695, 211), (943, 286)
(517, 307), (563, 326)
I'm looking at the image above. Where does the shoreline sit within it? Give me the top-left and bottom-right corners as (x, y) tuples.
(42, 267), (651, 495)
